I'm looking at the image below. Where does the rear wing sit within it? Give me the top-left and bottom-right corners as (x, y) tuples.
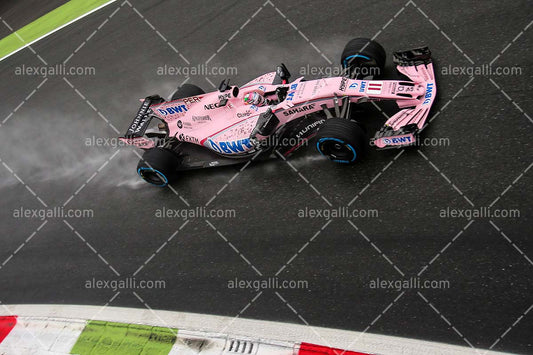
(119, 95), (165, 149)
(371, 47), (436, 149)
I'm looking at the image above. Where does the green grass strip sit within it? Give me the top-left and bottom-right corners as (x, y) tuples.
(0, 0), (114, 60)
(70, 320), (178, 355)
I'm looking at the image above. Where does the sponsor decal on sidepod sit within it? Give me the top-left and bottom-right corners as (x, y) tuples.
(209, 138), (253, 154)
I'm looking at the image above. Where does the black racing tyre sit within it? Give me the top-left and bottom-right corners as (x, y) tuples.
(137, 148), (181, 186)
(341, 38), (386, 78)
(171, 83), (205, 101)
(316, 118), (368, 164)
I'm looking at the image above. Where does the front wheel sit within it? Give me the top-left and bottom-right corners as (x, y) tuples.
(316, 118), (368, 164)
(137, 148), (181, 186)
(341, 38), (386, 79)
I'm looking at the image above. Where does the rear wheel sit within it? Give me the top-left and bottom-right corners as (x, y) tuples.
(316, 118), (368, 164)
(171, 84), (205, 101)
(341, 38), (386, 78)
(137, 148), (181, 186)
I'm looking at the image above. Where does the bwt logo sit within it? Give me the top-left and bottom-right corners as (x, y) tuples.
(383, 136), (412, 145)
(209, 138), (253, 154)
(359, 81), (366, 93)
(157, 105), (188, 116)
(423, 83), (434, 104)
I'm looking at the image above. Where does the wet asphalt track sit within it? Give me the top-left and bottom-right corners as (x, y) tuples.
(0, 0), (532, 353)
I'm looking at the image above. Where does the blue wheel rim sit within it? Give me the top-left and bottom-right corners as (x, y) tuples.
(137, 167), (169, 187)
(343, 54), (371, 68)
(317, 137), (357, 163)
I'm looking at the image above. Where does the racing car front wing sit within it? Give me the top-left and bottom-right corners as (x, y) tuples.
(371, 47), (436, 148)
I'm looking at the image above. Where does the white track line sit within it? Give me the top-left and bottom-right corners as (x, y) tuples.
(0, 0), (118, 63)
(3, 304), (515, 355)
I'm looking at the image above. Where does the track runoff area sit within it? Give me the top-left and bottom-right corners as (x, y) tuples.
(0, 0), (117, 62)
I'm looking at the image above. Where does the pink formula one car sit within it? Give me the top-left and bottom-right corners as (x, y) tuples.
(120, 38), (436, 186)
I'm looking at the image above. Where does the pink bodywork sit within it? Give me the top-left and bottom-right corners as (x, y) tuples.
(120, 61), (436, 154)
